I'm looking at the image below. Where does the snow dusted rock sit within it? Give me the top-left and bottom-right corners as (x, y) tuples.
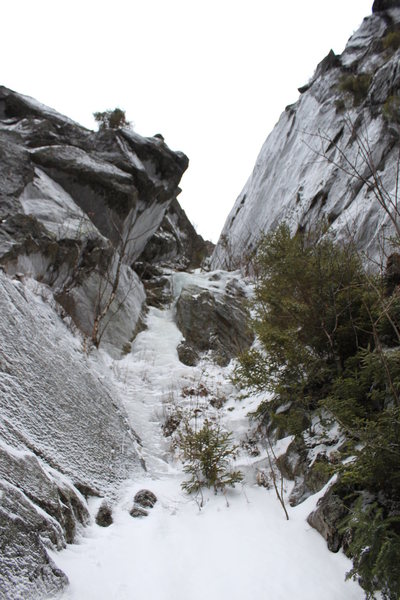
(175, 275), (254, 366)
(129, 506), (149, 518)
(0, 479), (68, 600)
(177, 340), (200, 366)
(0, 271), (142, 597)
(212, 6), (400, 269)
(133, 489), (158, 509)
(0, 87), (194, 597)
(0, 85), (188, 355)
(95, 502), (113, 528)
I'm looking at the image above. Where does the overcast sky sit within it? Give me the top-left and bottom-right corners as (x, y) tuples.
(2, 0), (373, 242)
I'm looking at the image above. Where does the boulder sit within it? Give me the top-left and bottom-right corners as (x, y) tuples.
(0, 480), (68, 600)
(177, 341), (200, 366)
(175, 279), (254, 366)
(129, 507), (149, 518)
(276, 437), (333, 506)
(134, 490), (158, 509)
(95, 502), (113, 528)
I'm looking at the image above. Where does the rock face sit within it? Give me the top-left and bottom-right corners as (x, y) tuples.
(0, 271), (142, 598)
(175, 275), (254, 365)
(373, 0), (400, 12)
(0, 87), (190, 598)
(212, 6), (400, 269)
(307, 487), (349, 552)
(139, 198), (213, 269)
(0, 85), (188, 355)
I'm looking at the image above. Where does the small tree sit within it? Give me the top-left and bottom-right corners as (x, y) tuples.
(177, 419), (243, 496)
(93, 108), (130, 130)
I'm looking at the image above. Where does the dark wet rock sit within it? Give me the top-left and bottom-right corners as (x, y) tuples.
(95, 502), (113, 527)
(177, 340), (200, 366)
(373, 0), (400, 12)
(175, 280), (254, 366)
(134, 490), (158, 509)
(129, 506), (149, 518)
(307, 486), (349, 552)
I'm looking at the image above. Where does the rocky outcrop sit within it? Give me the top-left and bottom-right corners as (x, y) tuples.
(0, 85), (188, 355)
(373, 0), (400, 12)
(139, 198), (213, 269)
(307, 487), (349, 552)
(0, 87), (190, 598)
(175, 274), (254, 365)
(212, 6), (400, 269)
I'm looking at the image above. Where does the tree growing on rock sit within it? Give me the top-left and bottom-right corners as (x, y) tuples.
(93, 108), (130, 130)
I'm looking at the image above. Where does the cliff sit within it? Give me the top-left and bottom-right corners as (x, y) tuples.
(0, 86), (207, 598)
(212, 2), (400, 269)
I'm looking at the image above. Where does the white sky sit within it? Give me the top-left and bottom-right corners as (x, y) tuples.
(2, 0), (373, 242)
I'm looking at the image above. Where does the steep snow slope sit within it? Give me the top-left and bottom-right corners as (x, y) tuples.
(50, 270), (363, 600)
(212, 6), (400, 269)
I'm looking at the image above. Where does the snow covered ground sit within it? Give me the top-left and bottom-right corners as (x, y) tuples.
(49, 271), (364, 600)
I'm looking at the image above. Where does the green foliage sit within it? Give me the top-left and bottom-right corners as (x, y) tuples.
(345, 501), (400, 600)
(341, 404), (400, 498)
(326, 344), (400, 427)
(176, 419), (243, 494)
(339, 73), (372, 106)
(236, 223), (375, 421)
(234, 223), (400, 598)
(93, 108), (130, 130)
(382, 30), (400, 52)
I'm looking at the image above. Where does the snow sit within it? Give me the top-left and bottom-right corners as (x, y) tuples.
(49, 270), (364, 600)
